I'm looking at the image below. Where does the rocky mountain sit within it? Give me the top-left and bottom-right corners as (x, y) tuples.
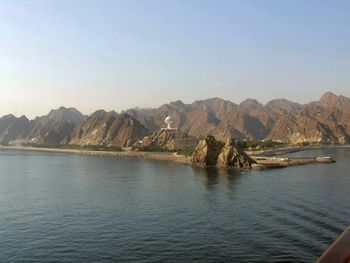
(0, 108), (149, 147)
(124, 98), (238, 138)
(0, 92), (349, 146)
(0, 107), (86, 145)
(265, 92), (350, 144)
(24, 120), (75, 145)
(69, 113), (149, 147)
(35, 106), (86, 125)
(20, 107), (86, 145)
(0, 115), (30, 144)
(125, 92), (350, 144)
(90, 110), (118, 118)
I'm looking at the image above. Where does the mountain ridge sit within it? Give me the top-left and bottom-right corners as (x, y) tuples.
(1, 92), (350, 146)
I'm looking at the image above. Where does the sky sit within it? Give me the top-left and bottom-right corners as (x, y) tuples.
(0, 0), (350, 118)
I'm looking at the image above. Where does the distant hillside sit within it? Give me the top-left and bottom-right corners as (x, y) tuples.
(0, 115), (30, 144)
(69, 113), (149, 147)
(0, 92), (350, 146)
(124, 92), (350, 144)
(0, 107), (85, 145)
(35, 106), (86, 125)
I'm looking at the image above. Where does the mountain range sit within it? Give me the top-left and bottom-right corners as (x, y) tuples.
(0, 92), (349, 147)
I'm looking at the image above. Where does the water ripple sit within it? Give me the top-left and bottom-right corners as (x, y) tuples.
(0, 148), (350, 262)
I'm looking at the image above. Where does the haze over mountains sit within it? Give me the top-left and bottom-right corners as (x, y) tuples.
(0, 92), (349, 147)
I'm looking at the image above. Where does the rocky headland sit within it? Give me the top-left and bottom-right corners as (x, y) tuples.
(192, 135), (256, 169)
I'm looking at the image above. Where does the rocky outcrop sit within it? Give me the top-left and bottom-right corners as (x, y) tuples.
(217, 138), (256, 168)
(191, 135), (224, 166)
(69, 113), (149, 147)
(192, 136), (255, 169)
(136, 129), (198, 151)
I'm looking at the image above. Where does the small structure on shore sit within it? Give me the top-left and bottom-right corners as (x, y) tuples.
(316, 156), (336, 163)
(134, 128), (198, 152)
(251, 155), (336, 169)
(134, 116), (199, 152)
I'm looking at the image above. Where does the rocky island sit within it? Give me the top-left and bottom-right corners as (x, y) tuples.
(192, 136), (256, 169)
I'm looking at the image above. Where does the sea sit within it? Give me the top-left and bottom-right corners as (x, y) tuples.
(0, 148), (349, 262)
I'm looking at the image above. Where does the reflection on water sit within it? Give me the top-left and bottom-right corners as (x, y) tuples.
(192, 166), (240, 189)
(0, 149), (349, 262)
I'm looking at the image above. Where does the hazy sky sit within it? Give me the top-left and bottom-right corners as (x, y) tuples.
(1, 0), (350, 118)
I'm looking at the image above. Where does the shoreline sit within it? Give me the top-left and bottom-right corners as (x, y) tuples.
(0, 145), (193, 166)
(248, 145), (350, 157)
(1, 144), (347, 169)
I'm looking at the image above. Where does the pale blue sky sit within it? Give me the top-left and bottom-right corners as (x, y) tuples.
(1, 0), (349, 118)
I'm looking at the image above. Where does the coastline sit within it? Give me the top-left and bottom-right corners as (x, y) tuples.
(1, 144), (347, 169)
(0, 146), (193, 166)
(248, 145), (350, 157)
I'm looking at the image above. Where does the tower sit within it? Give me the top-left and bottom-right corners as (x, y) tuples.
(164, 116), (172, 129)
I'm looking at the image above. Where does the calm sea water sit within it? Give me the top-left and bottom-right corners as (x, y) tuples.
(0, 148), (349, 262)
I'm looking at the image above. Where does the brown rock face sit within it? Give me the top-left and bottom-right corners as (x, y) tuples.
(24, 120), (75, 145)
(191, 135), (224, 166)
(1, 92), (350, 147)
(23, 107), (85, 145)
(35, 106), (86, 125)
(69, 113), (149, 147)
(192, 136), (256, 169)
(137, 129), (198, 151)
(125, 92), (350, 145)
(217, 138), (256, 168)
(0, 115), (30, 144)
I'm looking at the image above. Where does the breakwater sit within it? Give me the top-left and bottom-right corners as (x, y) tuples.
(252, 156), (336, 170)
